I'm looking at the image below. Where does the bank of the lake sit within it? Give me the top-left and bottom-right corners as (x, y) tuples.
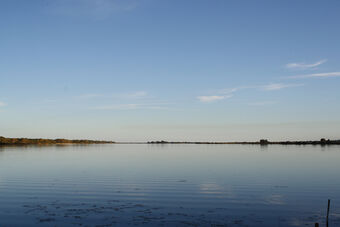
(0, 136), (114, 145)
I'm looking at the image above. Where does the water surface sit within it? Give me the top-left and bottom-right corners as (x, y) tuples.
(0, 144), (339, 226)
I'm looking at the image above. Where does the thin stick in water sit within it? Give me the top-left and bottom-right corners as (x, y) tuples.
(326, 199), (330, 227)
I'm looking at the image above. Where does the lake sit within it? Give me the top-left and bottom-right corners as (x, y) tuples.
(0, 144), (339, 226)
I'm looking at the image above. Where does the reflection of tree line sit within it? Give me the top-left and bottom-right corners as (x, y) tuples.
(0, 136), (114, 145)
(148, 138), (340, 145)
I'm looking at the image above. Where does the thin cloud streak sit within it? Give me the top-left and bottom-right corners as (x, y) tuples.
(248, 101), (277, 106)
(92, 103), (169, 110)
(75, 94), (104, 99)
(221, 83), (302, 93)
(261, 83), (304, 91)
(75, 91), (148, 100)
(288, 72), (340, 79)
(77, 91), (167, 110)
(123, 91), (148, 99)
(45, 0), (139, 19)
(220, 86), (253, 94)
(198, 83), (302, 103)
(197, 95), (232, 103)
(286, 59), (327, 70)
(93, 104), (140, 110)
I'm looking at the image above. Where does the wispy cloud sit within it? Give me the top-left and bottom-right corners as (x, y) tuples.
(288, 72), (340, 79)
(286, 59), (327, 70)
(198, 83), (302, 103)
(220, 86), (251, 94)
(92, 103), (169, 110)
(197, 95), (232, 103)
(248, 101), (276, 106)
(76, 91), (168, 110)
(46, 0), (139, 19)
(261, 83), (304, 91)
(93, 104), (140, 110)
(123, 91), (148, 99)
(0, 101), (6, 107)
(219, 83), (302, 93)
(75, 91), (148, 100)
(75, 93), (104, 99)
(221, 83), (302, 93)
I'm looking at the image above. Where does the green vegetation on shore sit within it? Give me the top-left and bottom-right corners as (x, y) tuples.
(0, 136), (114, 145)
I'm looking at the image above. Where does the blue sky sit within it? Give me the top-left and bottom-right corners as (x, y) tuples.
(1, 0), (340, 142)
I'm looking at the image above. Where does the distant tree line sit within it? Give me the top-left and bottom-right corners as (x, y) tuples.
(147, 138), (340, 145)
(0, 136), (114, 145)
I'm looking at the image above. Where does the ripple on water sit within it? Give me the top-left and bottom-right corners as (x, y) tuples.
(0, 144), (340, 226)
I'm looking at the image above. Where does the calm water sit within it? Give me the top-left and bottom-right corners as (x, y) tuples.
(0, 144), (339, 227)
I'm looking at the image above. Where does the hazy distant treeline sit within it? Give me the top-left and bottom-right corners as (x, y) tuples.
(147, 139), (340, 145)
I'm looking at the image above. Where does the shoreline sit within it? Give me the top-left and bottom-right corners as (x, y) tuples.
(0, 136), (114, 146)
(1, 137), (340, 146)
(145, 139), (340, 145)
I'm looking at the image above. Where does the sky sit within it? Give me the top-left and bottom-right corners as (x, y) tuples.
(1, 0), (340, 142)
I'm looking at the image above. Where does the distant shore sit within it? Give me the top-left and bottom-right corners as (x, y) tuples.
(1, 136), (340, 146)
(0, 136), (114, 145)
(146, 139), (340, 145)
